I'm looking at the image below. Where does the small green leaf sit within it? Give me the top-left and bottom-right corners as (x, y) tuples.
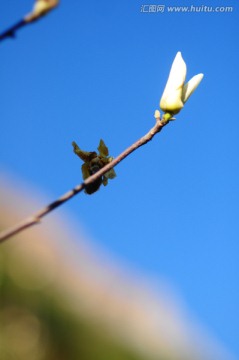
(72, 141), (96, 162)
(105, 168), (116, 180)
(102, 176), (108, 186)
(81, 163), (90, 180)
(98, 139), (109, 157)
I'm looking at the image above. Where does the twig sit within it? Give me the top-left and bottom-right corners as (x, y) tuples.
(0, 20), (28, 42)
(0, 114), (170, 243)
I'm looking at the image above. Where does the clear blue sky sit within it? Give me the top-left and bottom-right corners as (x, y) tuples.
(1, 0), (238, 357)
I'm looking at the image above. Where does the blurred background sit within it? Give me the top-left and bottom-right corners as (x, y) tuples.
(0, 181), (234, 360)
(0, 0), (238, 359)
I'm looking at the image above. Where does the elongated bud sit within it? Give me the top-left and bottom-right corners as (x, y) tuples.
(160, 52), (186, 115)
(25, 0), (59, 23)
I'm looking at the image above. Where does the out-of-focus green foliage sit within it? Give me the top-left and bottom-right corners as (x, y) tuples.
(0, 241), (146, 360)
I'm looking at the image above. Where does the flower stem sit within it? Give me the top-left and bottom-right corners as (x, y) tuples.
(0, 115), (169, 243)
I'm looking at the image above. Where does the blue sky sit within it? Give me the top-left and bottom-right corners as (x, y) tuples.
(1, 0), (238, 357)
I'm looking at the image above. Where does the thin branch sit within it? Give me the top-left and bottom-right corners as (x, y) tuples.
(0, 20), (27, 41)
(0, 114), (170, 243)
(0, 0), (59, 42)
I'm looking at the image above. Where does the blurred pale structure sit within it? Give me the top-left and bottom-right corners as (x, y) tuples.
(0, 174), (235, 360)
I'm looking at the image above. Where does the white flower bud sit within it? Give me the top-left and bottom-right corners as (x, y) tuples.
(160, 52), (203, 116)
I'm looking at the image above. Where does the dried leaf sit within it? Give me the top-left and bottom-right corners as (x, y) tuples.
(73, 139), (116, 194)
